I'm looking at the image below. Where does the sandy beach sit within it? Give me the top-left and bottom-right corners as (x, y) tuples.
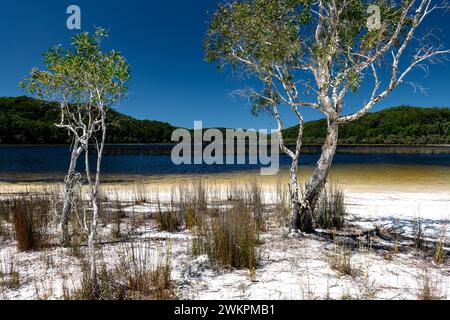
(1, 168), (449, 300)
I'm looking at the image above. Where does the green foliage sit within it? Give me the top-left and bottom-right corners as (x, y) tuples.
(205, 0), (309, 69)
(20, 28), (130, 150)
(0, 96), (176, 144)
(284, 106), (450, 145)
(205, 0), (410, 114)
(21, 28), (130, 107)
(1, 97), (449, 145)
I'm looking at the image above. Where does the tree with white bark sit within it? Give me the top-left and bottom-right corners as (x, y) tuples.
(21, 28), (130, 290)
(205, 0), (450, 232)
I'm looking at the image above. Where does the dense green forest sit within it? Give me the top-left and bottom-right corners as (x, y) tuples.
(284, 106), (450, 145)
(1, 96), (449, 145)
(0, 96), (176, 144)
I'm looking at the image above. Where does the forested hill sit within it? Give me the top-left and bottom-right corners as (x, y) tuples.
(0, 96), (176, 144)
(284, 106), (450, 145)
(1, 96), (449, 145)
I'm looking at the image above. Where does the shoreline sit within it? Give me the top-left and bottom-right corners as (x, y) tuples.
(1, 143), (450, 154)
(1, 162), (449, 193)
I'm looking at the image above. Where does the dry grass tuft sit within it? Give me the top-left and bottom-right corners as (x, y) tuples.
(70, 242), (174, 300)
(314, 183), (347, 230)
(9, 195), (52, 251)
(195, 201), (259, 270)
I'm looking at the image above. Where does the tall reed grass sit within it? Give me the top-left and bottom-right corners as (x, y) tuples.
(314, 183), (347, 230)
(6, 195), (53, 251)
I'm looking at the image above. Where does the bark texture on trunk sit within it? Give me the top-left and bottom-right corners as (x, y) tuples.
(289, 161), (300, 230)
(296, 120), (339, 232)
(61, 143), (82, 246)
(88, 199), (99, 288)
(87, 109), (107, 293)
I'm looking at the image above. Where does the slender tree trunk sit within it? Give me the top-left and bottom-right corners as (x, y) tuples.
(289, 159), (301, 230)
(88, 197), (99, 287)
(61, 141), (82, 246)
(297, 118), (339, 232)
(87, 109), (107, 293)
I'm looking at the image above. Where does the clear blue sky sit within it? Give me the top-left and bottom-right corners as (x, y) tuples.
(0, 0), (449, 129)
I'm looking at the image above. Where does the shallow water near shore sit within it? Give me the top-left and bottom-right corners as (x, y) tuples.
(0, 145), (449, 193)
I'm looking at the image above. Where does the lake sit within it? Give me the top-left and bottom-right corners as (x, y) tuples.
(0, 145), (449, 192)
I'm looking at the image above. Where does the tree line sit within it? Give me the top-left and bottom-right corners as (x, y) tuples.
(0, 96), (176, 144)
(284, 106), (450, 145)
(1, 96), (448, 146)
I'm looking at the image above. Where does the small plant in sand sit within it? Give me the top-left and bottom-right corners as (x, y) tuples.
(70, 242), (173, 300)
(329, 237), (357, 277)
(417, 269), (444, 300)
(434, 231), (446, 265)
(156, 196), (183, 233)
(178, 182), (207, 231)
(314, 183), (347, 230)
(11, 195), (52, 251)
(201, 201), (259, 270)
(413, 215), (425, 251)
(0, 255), (20, 291)
(184, 205), (205, 231)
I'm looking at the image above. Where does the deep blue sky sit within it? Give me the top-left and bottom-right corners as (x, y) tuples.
(0, 0), (449, 129)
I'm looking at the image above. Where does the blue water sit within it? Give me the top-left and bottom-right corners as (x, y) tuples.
(0, 145), (449, 182)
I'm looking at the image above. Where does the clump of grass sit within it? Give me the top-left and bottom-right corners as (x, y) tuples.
(69, 243), (174, 300)
(434, 232), (446, 265)
(329, 240), (357, 277)
(132, 184), (149, 205)
(176, 183), (205, 231)
(0, 255), (20, 291)
(191, 179), (208, 213)
(0, 222), (4, 240)
(11, 195), (51, 251)
(246, 179), (265, 232)
(0, 200), (10, 240)
(417, 270), (443, 300)
(71, 243), (173, 300)
(184, 205), (204, 231)
(413, 215), (425, 251)
(314, 183), (347, 230)
(155, 197), (183, 233)
(109, 199), (126, 240)
(227, 182), (244, 202)
(72, 261), (126, 300)
(0, 199), (11, 223)
(274, 180), (290, 227)
(199, 202), (259, 270)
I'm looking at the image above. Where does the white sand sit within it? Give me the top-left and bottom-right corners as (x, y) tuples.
(1, 183), (449, 300)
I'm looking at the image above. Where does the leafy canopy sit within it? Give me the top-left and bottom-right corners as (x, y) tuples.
(205, 0), (410, 111)
(21, 28), (130, 108)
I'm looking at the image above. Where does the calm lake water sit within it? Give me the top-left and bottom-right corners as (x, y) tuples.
(0, 145), (450, 185)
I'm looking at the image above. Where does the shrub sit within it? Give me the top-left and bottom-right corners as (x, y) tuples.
(413, 215), (425, 251)
(200, 202), (259, 270)
(434, 234), (446, 264)
(11, 196), (51, 251)
(184, 205), (204, 231)
(71, 243), (173, 300)
(0, 256), (20, 291)
(155, 200), (183, 233)
(329, 242), (357, 277)
(417, 270), (443, 300)
(314, 183), (347, 230)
